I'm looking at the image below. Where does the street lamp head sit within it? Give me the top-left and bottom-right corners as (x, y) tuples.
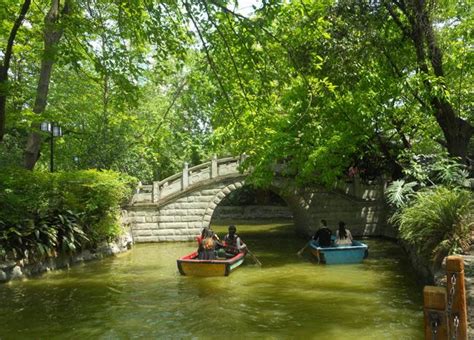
(52, 126), (63, 137)
(40, 122), (51, 132)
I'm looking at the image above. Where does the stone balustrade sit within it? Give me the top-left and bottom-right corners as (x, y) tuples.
(132, 156), (244, 205)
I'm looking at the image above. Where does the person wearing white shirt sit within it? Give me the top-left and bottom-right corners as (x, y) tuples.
(335, 221), (353, 246)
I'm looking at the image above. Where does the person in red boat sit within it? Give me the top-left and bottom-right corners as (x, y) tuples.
(197, 227), (216, 260)
(197, 227), (223, 260)
(223, 225), (246, 257)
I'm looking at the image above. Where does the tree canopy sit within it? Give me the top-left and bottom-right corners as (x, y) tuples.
(0, 0), (472, 185)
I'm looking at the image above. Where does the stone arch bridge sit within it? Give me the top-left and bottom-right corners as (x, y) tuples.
(125, 156), (393, 242)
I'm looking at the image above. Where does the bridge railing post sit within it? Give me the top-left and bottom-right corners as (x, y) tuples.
(239, 152), (247, 165)
(152, 181), (160, 203)
(211, 155), (217, 179)
(182, 162), (189, 190)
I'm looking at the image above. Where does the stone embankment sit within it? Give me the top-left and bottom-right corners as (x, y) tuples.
(0, 233), (133, 284)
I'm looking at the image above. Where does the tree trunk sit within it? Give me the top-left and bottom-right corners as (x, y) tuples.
(433, 99), (474, 159)
(24, 0), (71, 170)
(0, 0), (31, 142)
(409, 1), (473, 160)
(413, 1), (474, 159)
(387, 0), (474, 161)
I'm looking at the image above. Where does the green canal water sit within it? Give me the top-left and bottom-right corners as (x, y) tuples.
(0, 222), (423, 339)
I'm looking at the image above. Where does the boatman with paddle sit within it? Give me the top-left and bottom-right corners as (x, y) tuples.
(222, 225), (246, 257)
(219, 225), (262, 266)
(297, 219), (332, 256)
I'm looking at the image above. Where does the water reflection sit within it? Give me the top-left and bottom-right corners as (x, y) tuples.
(0, 222), (423, 339)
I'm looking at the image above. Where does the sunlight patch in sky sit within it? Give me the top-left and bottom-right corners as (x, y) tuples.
(236, 0), (262, 16)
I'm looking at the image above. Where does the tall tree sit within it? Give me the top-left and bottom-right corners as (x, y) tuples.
(0, 0), (31, 142)
(24, 0), (71, 169)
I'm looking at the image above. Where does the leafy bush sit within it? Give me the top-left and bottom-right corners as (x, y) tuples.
(385, 155), (473, 268)
(392, 187), (473, 266)
(0, 210), (88, 260)
(0, 167), (137, 260)
(385, 180), (417, 209)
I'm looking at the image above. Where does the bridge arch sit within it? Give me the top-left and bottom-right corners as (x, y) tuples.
(201, 180), (246, 226)
(125, 157), (392, 242)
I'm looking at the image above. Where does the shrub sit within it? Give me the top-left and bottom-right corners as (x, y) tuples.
(55, 170), (137, 242)
(392, 187), (473, 266)
(0, 167), (137, 260)
(0, 210), (88, 259)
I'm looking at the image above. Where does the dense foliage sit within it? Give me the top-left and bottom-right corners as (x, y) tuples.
(0, 0), (472, 183)
(0, 168), (136, 260)
(386, 156), (473, 266)
(0, 1), (472, 260)
(169, 1), (471, 187)
(394, 186), (472, 266)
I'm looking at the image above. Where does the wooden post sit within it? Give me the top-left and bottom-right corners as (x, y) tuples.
(424, 286), (448, 339)
(446, 256), (468, 340)
(182, 162), (189, 190)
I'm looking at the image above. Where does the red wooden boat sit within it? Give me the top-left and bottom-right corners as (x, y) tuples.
(177, 251), (245, 276)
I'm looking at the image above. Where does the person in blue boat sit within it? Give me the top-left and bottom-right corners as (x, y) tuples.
(312, 219), (332, 247)
(335, 221), (353, 246)
(223, 225), (246, 257)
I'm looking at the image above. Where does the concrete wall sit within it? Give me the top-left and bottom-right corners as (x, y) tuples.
(212, 205), (292, 220)
(277, 179), (392, 238)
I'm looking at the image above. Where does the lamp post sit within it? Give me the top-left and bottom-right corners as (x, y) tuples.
(40, 122), (62, 172)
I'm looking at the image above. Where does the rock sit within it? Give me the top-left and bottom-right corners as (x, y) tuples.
(1, 238), (132, 284)
(109, 243), (121, 255)
(0, 270), (7, 282)
(0, 261), (16, 270)
(82, 250), (93, 261)
(10, 266), (23, 280)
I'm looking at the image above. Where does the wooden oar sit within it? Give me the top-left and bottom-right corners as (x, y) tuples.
(296, 242), (309, 257)
(245, 248), (262, 267)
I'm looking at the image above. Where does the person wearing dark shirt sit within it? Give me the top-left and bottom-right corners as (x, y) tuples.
(223, 225), (246, 257)
(312, 219), (332, 247)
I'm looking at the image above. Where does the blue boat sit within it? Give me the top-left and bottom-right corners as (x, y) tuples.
(308, 240), (368, 264)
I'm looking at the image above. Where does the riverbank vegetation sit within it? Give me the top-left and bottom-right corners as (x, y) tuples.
(386, 157), (473, 267)
(0, 169), (136, 260)
(0, 1), (472, 260)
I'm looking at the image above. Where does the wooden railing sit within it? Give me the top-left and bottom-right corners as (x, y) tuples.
(132, 155), (246, 204)
(424, 256), (468, 339)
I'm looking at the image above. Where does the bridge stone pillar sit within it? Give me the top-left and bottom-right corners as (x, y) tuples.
(182, 162), (189, 190)
(152, 181), (160, 203)
(211, 155), (217, 178)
